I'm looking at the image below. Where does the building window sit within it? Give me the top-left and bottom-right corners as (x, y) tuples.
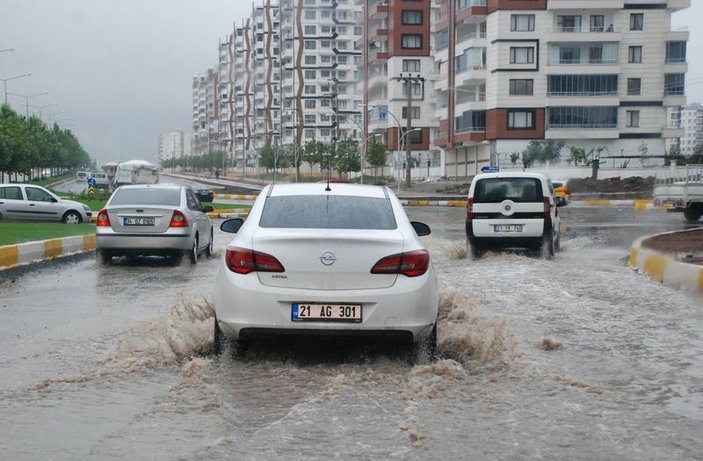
(304, 100), (316, 109)
(588, 46), (603, 63)
(557, 15), (582, 32)
(630, 13), (644, 31)
(511, 14), (535, 32)
(402, 106), (421, 119)
(666, 41), (687, 63)
(305, 40), (316, 50)
(559, 47), (580, 64)
(305, 55), (317, 65)
(509, 79), (534, 96)
(304, 70), (316, 79)
(304, 25), (316, 35)
(510, 47), (534, 64)
(665, 74), (685, 95)
(590, 15), (605, 32)
(402, 81), (424, 98)
(304, 85), (316, 94)
(507, 110), (535, 129)
(403, 59), (421, 72)
(548, 106), (618, 129)
(401, 34), (423, 49)
(436, 29), (449, 51)
(627, 78), (641, 95)
(305, 10), (316, 20)
(626, 110), (640, 127)
(401, 128), (423, 144)
(628, 46), (642, 63)
(401, 10), (423, 25)
(304, 115), (316, 124)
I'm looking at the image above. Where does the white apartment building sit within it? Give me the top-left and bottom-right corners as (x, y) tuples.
(191, 68), (221, 156)
(158, 130), (190, 163)
(427, 0), (690, 175)
(670, 103), (703, 156)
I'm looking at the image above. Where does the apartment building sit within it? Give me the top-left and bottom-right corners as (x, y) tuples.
(670, 103), (703, 156)
(191, 68), (221, 156)
(363, 0), (440, 180)
(157, 130), (190, 163)
(429, 0), (690, 175)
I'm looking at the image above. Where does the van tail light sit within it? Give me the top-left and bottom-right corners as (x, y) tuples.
(543, 197), (552, 219)
(466, 198), (474, 220)
(96, 209), (111, 227)
(169, 210), (188, 227)
(225, 247), (285, 274)
(371, 250), (430, 278)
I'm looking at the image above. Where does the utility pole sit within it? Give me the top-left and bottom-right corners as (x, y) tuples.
(392, 73), (425, 187)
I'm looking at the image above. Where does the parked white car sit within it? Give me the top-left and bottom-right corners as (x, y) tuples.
(0, 183), (92, 224)
(465, 172), (565, 259)
(214, 183), (438, 361)
(95, 184), (214, 264)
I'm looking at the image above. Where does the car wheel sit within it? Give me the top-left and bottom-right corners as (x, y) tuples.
(213, 316), (247, 359)
(411, 323), (438, 365)
(62, 210), (82, 224)
(96, 249), (112, 265)
(205, 229), (214, 258)
(189, 237), (198, 264)
(683, 208), (702, 223)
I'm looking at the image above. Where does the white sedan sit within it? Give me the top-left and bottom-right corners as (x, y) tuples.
(214, 183), (438, 361)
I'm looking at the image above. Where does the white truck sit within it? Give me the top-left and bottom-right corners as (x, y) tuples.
(112, 160), (160, 188)
(653, 164), (703, 222)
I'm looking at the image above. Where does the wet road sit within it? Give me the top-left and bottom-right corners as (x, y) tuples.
(0, 205), (701, 460)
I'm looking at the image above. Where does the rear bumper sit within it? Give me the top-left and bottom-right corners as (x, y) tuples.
(466, 218), (547, 238)
(214, 266), (438, 343)
(96, 231), (193, 252)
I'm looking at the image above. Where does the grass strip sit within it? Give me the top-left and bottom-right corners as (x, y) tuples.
(0, 222), (96, 246)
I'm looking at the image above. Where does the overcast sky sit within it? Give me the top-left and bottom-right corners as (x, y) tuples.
(1, 1), (701, 165)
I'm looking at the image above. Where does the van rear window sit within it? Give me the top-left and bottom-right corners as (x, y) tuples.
(474, 178), (543, 203)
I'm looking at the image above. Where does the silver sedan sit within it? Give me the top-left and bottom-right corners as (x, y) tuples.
(0, 183), (92, 223)
(95, 184), (214, 264)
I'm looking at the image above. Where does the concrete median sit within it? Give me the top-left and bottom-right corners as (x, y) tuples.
(0, 235), (96, 271)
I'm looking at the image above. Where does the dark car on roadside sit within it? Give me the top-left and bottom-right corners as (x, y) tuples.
(193, 188), (214, 203)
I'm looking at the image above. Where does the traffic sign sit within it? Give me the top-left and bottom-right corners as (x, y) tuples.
(481, 165), (499, 173)
(87, 177), (96, 187)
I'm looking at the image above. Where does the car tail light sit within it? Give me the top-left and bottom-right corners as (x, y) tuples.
(96, 209), (111, 227)
(543, 197), (552, 219)
(169, 210), (188, 227)
(466, 198), (474, 220)
(371, 250), (430, 278)
(225, 247), (285, 274)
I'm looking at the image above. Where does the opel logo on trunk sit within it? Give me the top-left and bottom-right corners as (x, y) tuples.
(504, 204), (512, 211)
(320, 251), (336, 266)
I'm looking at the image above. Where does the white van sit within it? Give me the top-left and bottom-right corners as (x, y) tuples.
(88, 171), (110, 188)
(76, 170), (89, 182)
(465, 172), (566, 259)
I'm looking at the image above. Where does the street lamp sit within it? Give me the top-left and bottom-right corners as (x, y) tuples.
(0, 48), (14, 53)
(30, 103), (56, 118)
(396, 128), (421, 193)
(8, 91), (48, 117)
(1, 72), (31, 104)
(363, 103), (403, 184)
(45, 111), (67, 125)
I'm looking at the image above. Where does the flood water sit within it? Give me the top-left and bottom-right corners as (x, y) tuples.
(0, 206), (701, 460)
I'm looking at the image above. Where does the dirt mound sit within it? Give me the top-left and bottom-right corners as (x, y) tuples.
(567, 176), (654, 196)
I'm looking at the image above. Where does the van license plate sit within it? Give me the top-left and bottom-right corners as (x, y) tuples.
(292, 303), (362, 322)
(494, 224), (523, 233)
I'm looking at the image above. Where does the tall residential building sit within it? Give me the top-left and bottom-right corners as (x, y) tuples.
(427, 0), (690, 174)
(158, 130), (189, 163)
(191, 68), (221, 157)
(670, 103), (703, 156)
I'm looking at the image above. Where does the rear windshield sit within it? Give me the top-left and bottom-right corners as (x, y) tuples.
(259, 195), (397, 229)
(473, 178), (543, 203)
(110, 188), (181, 206)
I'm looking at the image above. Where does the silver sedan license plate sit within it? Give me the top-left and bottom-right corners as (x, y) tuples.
(292, 303), (362, 322)
(124, 217), (155, 226)
(494, 224), (523, 233)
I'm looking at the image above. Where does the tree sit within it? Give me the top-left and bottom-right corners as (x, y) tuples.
(567, 146), (588, 166)
(257, 143), (275, 170)
(302, 138), (325, 175)
(525, 140), (564, 166)
(366, 136), (387, 177)
(333, 135), (360, 175)
(509, 152), (520, 167)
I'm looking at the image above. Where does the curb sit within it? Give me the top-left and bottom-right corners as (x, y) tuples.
(0, 234), (96, 271)
(628, 229), (703, 294)
(214, 193), (258, 201)
(206, 210), (250, 219)
(397, 198), (657, 209)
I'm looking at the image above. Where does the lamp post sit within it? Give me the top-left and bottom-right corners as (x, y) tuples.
(45, 111), (67, 125)
(1, 72), (31, 104)
(30, 103), (56, 118)
(8, 91), (48, 117)
(363, 103), (402, 185)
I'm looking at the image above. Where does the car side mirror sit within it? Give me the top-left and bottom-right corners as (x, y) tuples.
(221, 218), (244, 234)
(555, 196), (567, 207)
(411, 221), (431, 236)
(203, 205), (214, 213)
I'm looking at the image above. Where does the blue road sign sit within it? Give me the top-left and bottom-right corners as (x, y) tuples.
(481, 165), (499, 173)
(87, 177), (96, 187)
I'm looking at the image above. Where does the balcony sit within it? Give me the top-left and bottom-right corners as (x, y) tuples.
(548, 0), (623, 9)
